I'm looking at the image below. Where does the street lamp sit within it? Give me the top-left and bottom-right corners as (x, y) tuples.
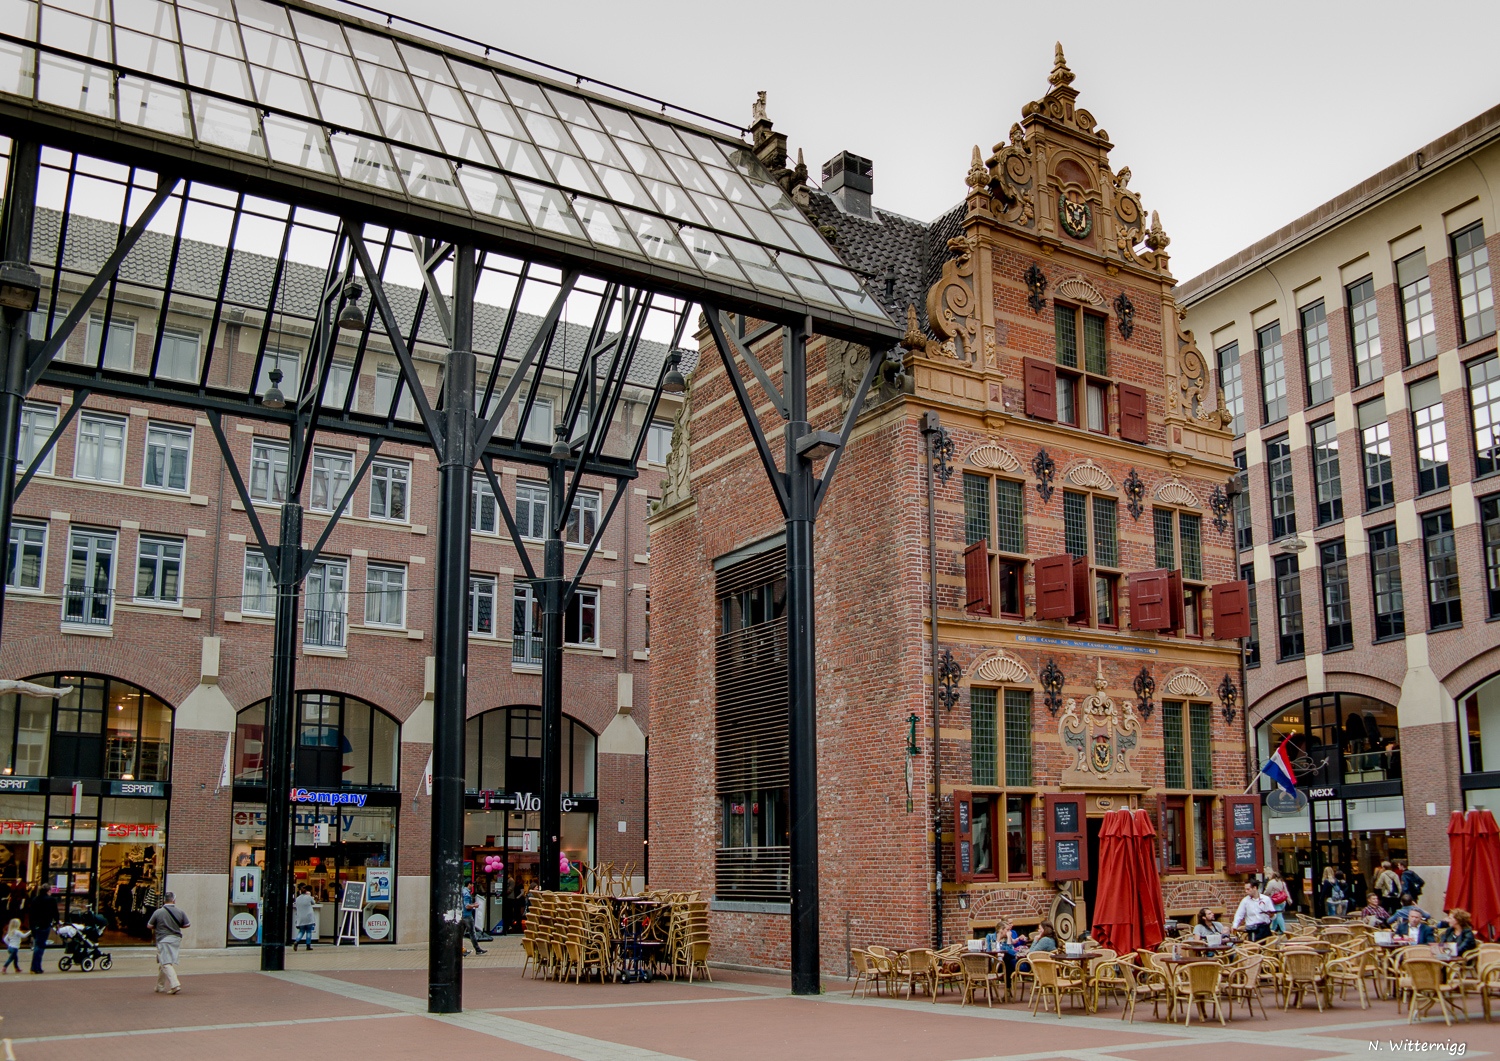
(0, 262), (41, 312)
(262, 368), (287, 410)
(661, 351), (686, 394)
(337, 283), (365, 331)
(795, 429), (841, 462)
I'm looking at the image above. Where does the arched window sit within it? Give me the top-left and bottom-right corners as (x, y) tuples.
(464, 706), (595, 797)
(235, 693), (398, 789)
(0, 674), (172, 781)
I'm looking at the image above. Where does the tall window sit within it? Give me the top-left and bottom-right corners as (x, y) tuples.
(1471, 354), (1500, 477)
(1266, 436), (1296, 538)
(522, 398), (553, 444)
(249, 439), (287, 503)
(1369, 524), (1405, 640)
(1397, 249), (1437, 365)
(1233, 452), (1252, 551)
(1189, 703), (1213, 788)
(321, 359), (353, 408)
(468, 574), (496, 635)
(1274, 554), (1304, 659)
(1093, 497), (1118, 569)
(1163, 702), (1185, 788)
(1358, 398), (1394, 510)
(364, 562), (405, 627)
(134, 536), (183, 605)
(1054, 304), (1108, 370)
(242, 550), (273, 615)
(1409, 377), (1449, 495)
(565, 489), (600, 545)
(1453, 222), (1494, 343)
(1004, 689), (1032, 787)
(513, 582), (542, 664)
(1311, 418), (1343, 525)
(75, 413), (125, 483)
(7, 522), (46, 591)
(1064, 491), (1088, 558)
(1242, 561), (1260, 667)
(369, 459), (409, 522)
(1180, 513), (1202, 581)
(995, 479), (1023, 554)
(964, 473), (991, 546)
(1258, 321), (1286, 424)
(1347, 276), (1382, 387)
(64, 528), (115, 626)
(565, 586), (599, 645)
(1153, 508), (1176, 569)
(1301, 300), (1333, 406)
(971, 687), (997, 786)
(373, 364), (415, 420)
(646, 420), (673, 464)
(471, 474), (497, 534)
(1422, 509), (1461, 629)
(305, 558), (348, 648)
(310, 448), (353, 512)
(142, 423), (190, 492)
(1217, 341), (1243, 436)
(85, 314), (134, 370)
(18, 403), (57, 475)
(156, 327), (199, 382)
(1483, 496), (1500, 618)
(1320, 540), (1352, 651)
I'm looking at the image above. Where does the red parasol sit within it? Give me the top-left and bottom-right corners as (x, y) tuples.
(1469, 810), (1500, 941)
(1443, 810), (1472, 914)
(1089, 809), (1138, 952)
(1129, 808), (1166, 951)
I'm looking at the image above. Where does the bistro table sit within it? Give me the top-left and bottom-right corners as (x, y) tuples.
(1050, 951), (1105, 1013)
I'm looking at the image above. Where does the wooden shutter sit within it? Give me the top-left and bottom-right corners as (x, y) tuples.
(1129, 569), (1170, 630)
(953, 789), (974, 884)
(1071, 555), (1090, 622)
(1223, 795), (1262, 873)
(1119, 383), (1147, 443)
(1035, 554), (1075, 619)
(1156, 798), (1167, 874)
(964, 541), (991, 615)
(1044, 793), (1087, 881)
(1167, 570), (1184, 631)
(1211, 580), (1251, 640)
(1024, 358), (1057, 421)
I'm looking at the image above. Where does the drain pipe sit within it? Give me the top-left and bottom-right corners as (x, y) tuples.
(921, 411), (944, 949)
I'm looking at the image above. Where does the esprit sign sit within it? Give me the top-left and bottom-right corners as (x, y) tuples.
(289, 789), (368, 807)
(0, 777), (39, 792)
(104, 824), (158, 838)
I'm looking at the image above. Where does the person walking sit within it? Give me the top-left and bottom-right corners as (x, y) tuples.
(1396, 861), (1425, 904)
(1373, 860), (1400, 914)
(3, 918), (26, 973)
(1232, 881), (1276, 941)
(461, 884), (485, 956)
(1264, 873), (1291, 932)
(292, 885), (317, 951)
(26, 885), (57, 974)
(146, 891), (190, 994)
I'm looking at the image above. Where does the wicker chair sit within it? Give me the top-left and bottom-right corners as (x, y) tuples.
(1029, 956), (1088, 1017)
(1089, 949), (1125, 1009)
(1454, 946), (1500, 1018)
(1222, 954), (1269, 1020)
(1118, 958), (1172, 1023)
(901, 948), (939, 1001)
(849, 949), (878, 998)
(1326, 947), (1373, 1009)
(1406, 957), (1468, 1025)
(1281, 948), (1329, 1012)
(959, 953), (1004, 1008)
(1173, 961), (1226, 1027)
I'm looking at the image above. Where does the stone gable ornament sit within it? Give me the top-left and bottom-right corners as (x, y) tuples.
(1058, 661), (1142, 788)
(1055, 277), (1105, 306)
(1153, 476), (1200, 509)
(971, 651), (1031, 684)
(1163, 668), (1209, 697)
(965, 441), (1021, 472)
(1058, 189), (1092, 239)
(1062, 457), (1115, 492)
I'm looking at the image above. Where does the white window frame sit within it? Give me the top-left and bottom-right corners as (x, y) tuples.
(63, 527), (116, 626)
(249, 438), (288, 504)
(156, 327), (200, 382)
(471, 473), (497, 535)
(565, 489), (601, 546)
(565, 586), (599, 647)
(305, 558), (348, 648)
(6, 520), (47, 593)
(322, 358), (354, 409)
(373, 364), (416, 421)
(256, 349), (300, 398)
(85, 314), (135, 371)
(646, 419), (672, 465)
(468, 573), (496, 636)
(364, 562), (406, 628)
(522, 397), (553, 444)
(74, 412), (127, 484)
(513, 581), (542, 664)
(242, 550), (274, 615)
(368, 458), (410, 523)
(18, 403), (57, 476)
(309, 447), (354, 513)
(516, 479), (549, 540)
(142, 421), (192, 493)
(134, 535), (184, 606)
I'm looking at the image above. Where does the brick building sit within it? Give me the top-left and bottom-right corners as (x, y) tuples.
(0, 143), (677, 948)
(1179, 104), (1500, 914)
(649, 48), (1253, 973)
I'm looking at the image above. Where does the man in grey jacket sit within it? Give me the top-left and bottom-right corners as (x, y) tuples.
(146, 892), (190, 994)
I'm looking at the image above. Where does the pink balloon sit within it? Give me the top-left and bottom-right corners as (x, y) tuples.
(560, 855), (571, 874)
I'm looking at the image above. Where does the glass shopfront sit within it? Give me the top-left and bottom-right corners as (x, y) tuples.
(0, 675), (173, 946)
(1459, 673), (1500, 811)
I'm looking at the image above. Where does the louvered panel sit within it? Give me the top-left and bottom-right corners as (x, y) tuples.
(715, 618), (789, 792)
(716, 547), (787, 600)
(714, 846), (791, 902)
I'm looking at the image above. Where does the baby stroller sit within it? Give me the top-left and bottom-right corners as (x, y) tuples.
(56, 920), (112, 972)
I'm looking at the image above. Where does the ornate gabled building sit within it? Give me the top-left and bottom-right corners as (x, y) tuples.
(649, 46), (1253, 970)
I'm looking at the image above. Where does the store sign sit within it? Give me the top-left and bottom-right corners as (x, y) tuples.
(1307, 787), (1337, 800)
(289, 789), (368, 807)
(104, 824), (158, 838)
(228, 912), (258, 940)
(366, 867), (391, 903)
(0, 821), (39, 837)
(363, 911), (390, 940)
(478, 791), (580, 812)
(110, 781), (166, 798)
(232, 866), (261, 903)
(0, 777), (40, 792)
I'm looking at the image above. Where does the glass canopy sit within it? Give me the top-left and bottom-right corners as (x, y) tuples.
(0, 0), (894, 334)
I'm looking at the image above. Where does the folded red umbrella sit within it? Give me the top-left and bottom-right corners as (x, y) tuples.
(1469, 810), (1500, 940)
(1443, 810), (1472, 915)
(1090, 808), (1137, 952)
(1130, 808), (1165, 951)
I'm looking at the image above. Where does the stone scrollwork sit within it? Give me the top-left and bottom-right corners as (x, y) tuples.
(824, 338), (874, 416)
(1171, 325), (1209, 418)
(971, 651), (1031, 684)
(655, 373), (693, 511)
(1055, 277), (1105, 307)
(985, 122), (1036, 227)
(1059, 662), (1143, 787)
(1163, 668), (1209, 698)
(1061, 457), (1115, 492)
(1153, 475), (1201, 509)
(965, 441), (1021, 472)
(926, 233), (979, 362)
(1112, 166), (1145, 262)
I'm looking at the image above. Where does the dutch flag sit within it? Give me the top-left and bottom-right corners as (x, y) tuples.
(1263, 737), (1298, 794)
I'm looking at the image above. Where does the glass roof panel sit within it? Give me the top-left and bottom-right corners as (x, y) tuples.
(251, 65), (316, 118)
(723, 237), (794, 296)
(389, 145), (464, 208)
(636, 117), (689, 158)
(287, 9), (346, 52)
(456, 167), (526, 225)
(544, 151), (603, 197)
(564, 123), (625, 170)
(37, 55), (115, 117)
(521, 110), (575, 155)
(593, 165), (655, 213)
(329, 132), (401, 193)
(4, 0), (38, 39)
(619, 208), (697, 272)
(343, 25), (403, 68)
(0, 35), (36, 98)
(679, 227), (745, 284)
(176, 8), (243, 57)
(45, 0), (107, 19)
(486, 134), (549, 183)
(574, 197), (639, 257)
(819, 262), (886, 319)
(313, 82), (380, 136)
(192, 93), (266, 156)
(119, 77), (190, 137)
(41, 9), (111, 62)
(431, 116), (494, 167)
(113, 0), (178, 39)
(415, 77), (469, 124)
(662, 152), (718, 197)
(358, 60), (421, 108)
(115, 28), (182, 79)
(397, 42), (454, 86)
(614, 137), (673, 185)
(676, 128), (728, 170)
(184, 47), (253, 99)
(234, 0), (293, 36)
(778, 252), (838, 304)
(300, 43), (359, 90)
(241, 25), (302, 71)
(687, 190), (751, 239)
(737, 202), (796, 252)
(641, 180), (704, 228)
(262, 113), (334, 173)
(373, 101), (441, 153)
(496, 74), (553, 116)
(513, 179), (586, 242)
(543, 87), (599, 130)
(590, 102), (644, 143)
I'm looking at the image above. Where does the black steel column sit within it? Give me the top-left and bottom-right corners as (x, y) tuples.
(429, 245), (475, 1014)
(0, 141), (40, 646)
(261, 499), (302, 971)
(538, 456), (565, 892)
(784, 319), (819, 995)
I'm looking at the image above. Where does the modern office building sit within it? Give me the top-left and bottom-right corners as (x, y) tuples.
(1178, 104), (1500, 913)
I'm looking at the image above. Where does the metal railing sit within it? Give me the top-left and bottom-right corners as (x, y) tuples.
(715, 845), (790, 904)
(62, 588), (112, 626)
(512, 631), (543, 665)
(303, 608), (346, 649)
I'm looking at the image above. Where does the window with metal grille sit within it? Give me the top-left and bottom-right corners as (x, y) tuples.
(1470, 355), (1500, 477)
(1398, 250), (1437, 365)
(963, 472), (991, 546)
(1409, 376), (1449, 495)
(1064, 491), (1088, 559)
(1359, 399), (1394, 510)
(996, 479), (1024, 553)
(1301, 300), (1333, 406)
(1347, 276), (1382, 387)
(1454, 222), (1494, 343)
(1189, 703), (1213, 788)
(1003, 689), (1032, 787)
(1084, 314), (1107, 375)
(1275, 554), (1305, 659)
(1153, 508), (1175, 569)
(971, 687), (997, 786)
(1369, 524), (1405, 640)
(1163, 702), (1185, 788)
(1311, 418), (1343, 525)
(1093, 497), (1118, 568)
(1234, 452), (1252, 551)
(1217, 341), (1243, 436)
(1320, 540), (1352, 651)
(1180, 513), (1202, 581)
(1055, 304), (1078, 368)
(1242, 561), (1261, 667)
(1483, 496), (1500, 618)
(1266, 437), (1296, 538)
(1423, 509), (1461, 629)
(1258, 321), (1286, 423)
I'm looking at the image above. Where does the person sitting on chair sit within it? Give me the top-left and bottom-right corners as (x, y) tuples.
(1437, 909), (1477, 956)
(1193, 908), (1230, 940)
(1391, 907), (1435, 945)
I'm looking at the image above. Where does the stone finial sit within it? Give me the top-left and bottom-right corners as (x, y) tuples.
(902, 304), (925, 351)
(1049, 42), (1075, 88)
(793, 148), (808, 186)
(965, 145), (988, 190)
(1093, 658), (1107, 692)
(1145, 210), (1171, 251)
(751, 90), (768, 125)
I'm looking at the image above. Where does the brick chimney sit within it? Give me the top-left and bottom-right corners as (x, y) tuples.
(822, 151), (873, 218)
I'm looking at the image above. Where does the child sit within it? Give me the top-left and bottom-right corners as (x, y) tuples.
(3, 918), (27, 973)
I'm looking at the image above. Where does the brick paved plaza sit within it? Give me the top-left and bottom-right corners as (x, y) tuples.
(1, 942), (1495, 1061)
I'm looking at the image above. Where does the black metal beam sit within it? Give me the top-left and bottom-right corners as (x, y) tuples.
(474, 272), (580, 454)
(480, 456), (538, 583)
(715, 311), (788, 420)
(13, 386), (88, 500)
(261, 499), (303, 972)
(812, 347), (890, 517)
(703, 304), (789, 517)
(205, 411), (281, 581)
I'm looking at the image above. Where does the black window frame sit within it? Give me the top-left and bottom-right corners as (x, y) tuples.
(1266, 436), (1296, 539)
(1242, 560), (1261, 667)
(1310, 417), (1343, 526)
(1358, 399), (1394, 511)
(1453, 221), (1495, 344)
(1274, 553), (1305, 660)
(1258, 321), (1287, 424)
(1217, 340), (1243, 436)
(1320, 539), (1353, 651)
(1346, 274), (1382, 388)
(1422, 508), (1462, 630)
(1301, 299), (1333, 407)
(1369, 523), (1406, 642)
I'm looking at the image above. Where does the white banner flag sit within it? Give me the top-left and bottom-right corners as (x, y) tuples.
(217, 731), (233, 791)
(423, 753), (433, 795)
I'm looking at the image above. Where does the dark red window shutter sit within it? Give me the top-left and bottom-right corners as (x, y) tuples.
(1035, 554), (1075, 619)
(1024, 358), (1057, 421)
(954, 789), (974, 884)
(1129, 569), (1170, 630)
(1223, 796), (1262, 873)
(1211, 580), (1250, 640)
(1044, 793), (1087, 882)
(1071, 555), (1089, 622)
(1119, 383), (1147, 443)
(1168, 570), (1184, 631)
(964, 541), (991, 615)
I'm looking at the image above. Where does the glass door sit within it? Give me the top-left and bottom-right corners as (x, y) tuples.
(44, 794), (99, 920)
(50, 676), (105, 779)
(64, 531), (115, 625)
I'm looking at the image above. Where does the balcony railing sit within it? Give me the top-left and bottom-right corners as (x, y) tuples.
(715, 845), (790, 904)
(303, 608), (346, 648)
(62, 588), (112, 626)
(513, 631), (543, 665)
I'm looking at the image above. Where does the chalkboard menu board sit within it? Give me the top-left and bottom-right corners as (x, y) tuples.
(1055, 839), (1080, 873)
(1234, 836), (1256, 865)
(959, 839), (972, 876)
(1053, 800), (1077, 834)
(1233, 802), (1255, 831)
(958, 799), (971, 835)
(1223, 794), (1262, 873)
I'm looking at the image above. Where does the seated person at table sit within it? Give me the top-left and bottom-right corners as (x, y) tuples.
(1015, 921), (1056, 972)
(1391, 908), (1435, 944)
(1387, 895), (1429, 927)
(1193, 908), (1230, 940)
(1358, 893), (1386, 926)
(1437, 909), (1477, 956)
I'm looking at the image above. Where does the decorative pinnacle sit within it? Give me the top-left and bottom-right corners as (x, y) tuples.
(1049, 42), (1075, 88)
(902, 304), (925, 351)
(1145, 210), (1171, 252)
(1093, 659), (1107, 691)
(965, 145), (988, 190)
(751, 90), (768, 125)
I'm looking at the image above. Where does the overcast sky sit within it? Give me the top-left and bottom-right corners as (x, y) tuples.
(374, 0), (1500, 286)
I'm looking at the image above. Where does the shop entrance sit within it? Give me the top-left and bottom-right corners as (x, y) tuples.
(1082, 817), (1102, 931)
(43, 794), (97, 922)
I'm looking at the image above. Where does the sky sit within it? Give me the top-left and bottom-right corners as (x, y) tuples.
(369, 0), (1500, 286)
